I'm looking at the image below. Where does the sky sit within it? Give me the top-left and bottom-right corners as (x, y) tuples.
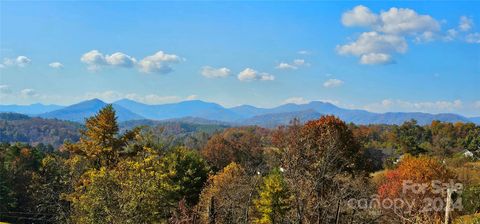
(0, 1), (479, 116)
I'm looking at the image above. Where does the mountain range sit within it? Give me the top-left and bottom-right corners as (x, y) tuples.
(40, 99), (143, 122)
(0, 103), (64, 115)
(0, 98), (478, 126)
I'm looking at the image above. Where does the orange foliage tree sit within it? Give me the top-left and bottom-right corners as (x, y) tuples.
(378, 155), (457, 222)
(201, 127), (268, 173)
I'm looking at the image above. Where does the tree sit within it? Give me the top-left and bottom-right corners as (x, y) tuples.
(201, 127), (267, 173)
(394, 120), (430, 155)
(0, 143), (45, 223)
(65, 105), (136, 168)
(69, 145), (210, 223)
(462, 185), (480, 215)
(378, 155), (457, 222)
(462, 127), (480, 158)
(272, 116), (371, 223)
(253, 168), (290, 224)
(429, 120), (458, 157)
(196, 163), (255, 224)
(158, 147), (210, 206)
(29, 154), (72, 223)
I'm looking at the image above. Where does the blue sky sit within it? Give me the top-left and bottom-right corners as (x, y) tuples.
(0, 1), (479, 116)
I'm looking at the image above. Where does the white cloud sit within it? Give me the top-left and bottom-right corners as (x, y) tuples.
(81, 50), (137, 70)
(377, 7), (440, 35)
(81, 50), (106, 71)
(474, 101), (480, 109)
(137, 51), (182, 74)
(238, 68), (274, 81)
(3, 56), (31, 68)
(186, 94), (198, 100)
(84, 90), (123, 102)
(276, 59), (308, 70)
(293, 59), (307, 66)
(459, 16), (473, 32)
(260, 74), (275, 81)
(442, 16), (475, 42)
(342, 5), (378, 27)
(0, 85), (11, 94)
(342, 6), (440, 35)
(414, 31), (436, 43)
(338, 6), (442, 64)
(364, 99), (464, 113)
(142, 95), (181, 104)
(122, 93), (180, 104)
(360, 53), (393, 65)
(283, 97), (310, 105)
(444, 28), (458, 41)
(127, 93), (198, 104)
(466, 33), (480, 43)
(20, 88), (37, 98)
(323, 79), (344, 88)
(337, 32), (407, 56)
(81, 50), (181, 73)
(49, 62), (64, 69)
(105, 52), (136, 67)
(201, 66), (231, 78)
(276, 62), (297, 70)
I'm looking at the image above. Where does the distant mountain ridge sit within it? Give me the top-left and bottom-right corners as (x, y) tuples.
(0, 103), (64, 114)
(0, 98), (478, 126)
(242, 109), (323, 128)
(0, 112), (82, 147)
(114, 99), (242, 122)
(39, 99), (144, 122)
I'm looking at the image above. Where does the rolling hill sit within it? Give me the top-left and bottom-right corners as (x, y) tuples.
(0, 112), (82, 147)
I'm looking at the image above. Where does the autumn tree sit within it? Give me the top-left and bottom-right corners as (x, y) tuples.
(201, 127), (268, 173)
(65, 105), (137, 168)
(378, 155), (457, 222)
(429, 120), (458, 156)
(196, 163), (257, 224)
(253, 168), (290, 224)
(272, 116), (371, 223)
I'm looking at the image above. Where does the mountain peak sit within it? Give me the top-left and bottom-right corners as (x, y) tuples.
(40, 98), (143, 122)
(84, 98), (106, 104)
